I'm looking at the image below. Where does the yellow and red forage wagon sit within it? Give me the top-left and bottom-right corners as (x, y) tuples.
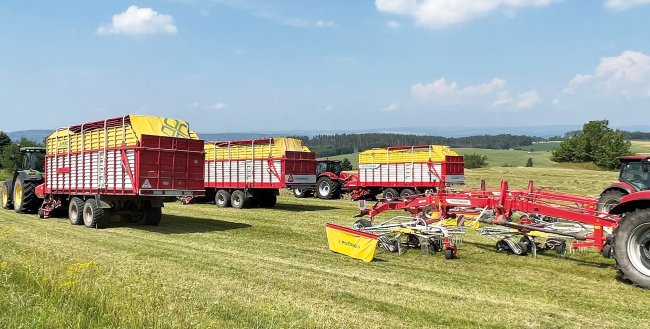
(35, 115), (205, 228)
(199, 137), (317, 209)
(343, 145), (465, 200)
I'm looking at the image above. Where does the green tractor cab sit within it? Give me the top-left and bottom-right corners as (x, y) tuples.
(1, 147), (46, 213)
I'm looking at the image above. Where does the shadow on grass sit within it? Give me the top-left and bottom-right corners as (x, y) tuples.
(472, 241), (614, 269)
(273, 203), (339, 212)
(109, 214), (251, 234)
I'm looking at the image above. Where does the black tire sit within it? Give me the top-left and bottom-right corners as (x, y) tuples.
(83, 199), (109, 229)
(215, 190), (231, 208)
(400, 188), (415, 197)
(68, 197), (84, 225)
(259, 191), (277, 208)
(144, 207), (162, 226)
(293, 188), (312, 198)
(444, 249), (455, 260)
(231, 190), (250, 209)
(316, 177), (340, 199)
(613, 209), (650, 288)
(13, 178), (39, 214)
(383, 188), (399, 199)
(597, 190), (627, 213)
(517, 242), (529, 256)
(352, 219), (372, 230)
(1, 181), (12, 209)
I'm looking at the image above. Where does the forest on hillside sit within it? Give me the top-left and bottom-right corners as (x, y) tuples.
(293, 133), (544, 157)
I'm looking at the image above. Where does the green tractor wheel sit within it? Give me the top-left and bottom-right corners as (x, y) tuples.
(13, 177), (39, 214)
(1, 182), (12, 209)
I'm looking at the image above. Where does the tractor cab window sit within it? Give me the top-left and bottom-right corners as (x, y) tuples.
(620, 161), (650, 191)
(330, 162), (342, 175)
(33, 152), (45, 172)
(317, 162), (328, 174)
(20, 151), (45, 171)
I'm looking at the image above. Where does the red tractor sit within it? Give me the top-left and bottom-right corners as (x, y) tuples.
(293, 160), (351, 199)
(597, 156), (650, 212)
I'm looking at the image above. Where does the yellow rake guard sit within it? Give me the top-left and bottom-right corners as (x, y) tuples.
(325, 223), (379, 263)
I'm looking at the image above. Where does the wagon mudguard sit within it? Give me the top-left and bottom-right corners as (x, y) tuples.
(609, 190), (650, 215)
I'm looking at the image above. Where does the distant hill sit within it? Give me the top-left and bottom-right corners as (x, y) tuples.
(198, 133), (275, 141)
(7, 130), (51, 143)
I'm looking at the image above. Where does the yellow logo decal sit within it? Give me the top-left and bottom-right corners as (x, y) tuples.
(161, 118), (190, 138)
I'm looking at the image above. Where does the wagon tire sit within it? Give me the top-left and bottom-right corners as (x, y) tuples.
(293, 188), (313, 198)
(215, 190), (231, 208)
(68, 197), (85, 225)
(144, 207), (162, 226)
(400, 188), (416, 197)
(613, 209), (650, 289)
(231, 190), (250, 209)
(259, 191), (277, 208)
(383, 188), (399, 199)
(83, 199), (109, 229)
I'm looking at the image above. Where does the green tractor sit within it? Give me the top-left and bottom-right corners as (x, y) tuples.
(1, 147), (46, 213)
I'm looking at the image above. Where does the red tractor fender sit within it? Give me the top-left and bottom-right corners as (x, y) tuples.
(319, 172), (340, 181)
(601, 182), (638, 196)
(609, 190), (650, 215)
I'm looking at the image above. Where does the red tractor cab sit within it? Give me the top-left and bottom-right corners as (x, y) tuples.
(597, 155), (650, 212)
(293, 160), (349, 199)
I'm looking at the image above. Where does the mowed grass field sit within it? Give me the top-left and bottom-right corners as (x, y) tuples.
(2, 167), (649, 329)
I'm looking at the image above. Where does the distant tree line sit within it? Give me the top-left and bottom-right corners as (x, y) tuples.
(0, 131), (43, 171)
(292, 133), (544, 157)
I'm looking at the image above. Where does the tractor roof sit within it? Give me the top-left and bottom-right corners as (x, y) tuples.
(620, 155), (650, 162)
(20, 147), (46, 152)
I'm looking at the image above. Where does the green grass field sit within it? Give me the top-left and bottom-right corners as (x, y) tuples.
(2, 167), (648, 329)
(631, 140), (650, 154)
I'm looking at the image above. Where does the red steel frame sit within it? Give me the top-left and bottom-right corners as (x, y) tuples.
(359, 180), (620, 252)
(204, 139), (316, 190)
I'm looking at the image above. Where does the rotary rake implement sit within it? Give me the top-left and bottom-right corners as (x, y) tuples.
(350, 179), (650, 288)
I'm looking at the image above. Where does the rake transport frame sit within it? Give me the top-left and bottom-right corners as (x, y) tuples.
(355, 179), (650, 288)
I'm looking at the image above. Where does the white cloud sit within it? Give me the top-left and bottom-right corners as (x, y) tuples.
(97, 6), (177, 36)
(375, 0), (557, 29)
(515, 90), (541, 108)
(604, 0), (650, 11)
(211, 102), (227, 110)
(316, 20), (336, 27)
(562, 74), (592, 94)
(189, 101), (227, 110)
(552, 98), (560, 105)
(411, 77), (539, 110)
(380, 103), (399, 112)
(387, 20), (401, 29)
(562, 50), (650, 97)
(255, 12), (336, 28)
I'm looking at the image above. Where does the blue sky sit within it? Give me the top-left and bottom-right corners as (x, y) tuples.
(1, 0), (650, 133)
